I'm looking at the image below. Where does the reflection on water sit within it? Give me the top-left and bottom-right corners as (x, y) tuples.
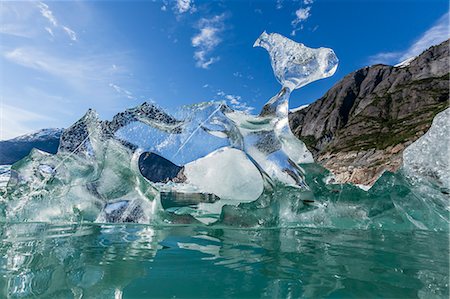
(0, 223), (448, 298)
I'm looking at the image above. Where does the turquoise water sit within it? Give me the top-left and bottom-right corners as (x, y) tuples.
(0, 222), (448, 298)
(1, 163), (449, 298)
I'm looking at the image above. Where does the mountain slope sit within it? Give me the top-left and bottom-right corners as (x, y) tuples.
(0, 128), (64, 165)
(289, 39), (449, 186)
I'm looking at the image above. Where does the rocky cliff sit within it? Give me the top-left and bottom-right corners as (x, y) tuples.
(289, 39), (449, 186)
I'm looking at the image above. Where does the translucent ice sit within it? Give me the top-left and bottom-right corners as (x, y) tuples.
(3, 32), (339, 225)
(0, 165), (11, 189)
(183, 147), (264, 202)
(403, 108), (450, 190)
(254, 31), (338, 91)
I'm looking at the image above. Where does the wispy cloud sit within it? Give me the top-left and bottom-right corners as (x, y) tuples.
(0, 3), (40, 38)
(215, 91), (254, 113)
(37, 2), (57, 27)
(368, 12), (449, 65)
(36, 2), (77, 42)
(4, 48), (85, 81)
(191, 14), (226, 69)
(109, 83), (134, 100)
(3, 47), (129, 89)
(44, 27), (54, 37)
(62, 26), (77, 41)
(0, 24), (33, 38)
(291, 0), (314, 36)
(1, 1), (143, 139)
(0, 103), (54, 140)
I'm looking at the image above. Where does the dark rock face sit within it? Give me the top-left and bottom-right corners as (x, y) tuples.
(0, 129), (63, 165)
(289, 40), (450, 186)
(138, 152), (183, 183)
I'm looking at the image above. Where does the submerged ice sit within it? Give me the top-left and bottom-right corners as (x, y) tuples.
(0, 33), (448, 230)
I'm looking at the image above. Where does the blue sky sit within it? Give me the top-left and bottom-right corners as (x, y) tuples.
(0, 0), (448, 139)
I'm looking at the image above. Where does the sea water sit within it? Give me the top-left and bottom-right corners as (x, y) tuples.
(0, 222), (447, 298)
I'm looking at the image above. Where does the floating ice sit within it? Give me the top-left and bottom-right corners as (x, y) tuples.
(254, 31), (338, 91)
(0, 165), (11, 189)
(2, 32), (341, 225)
(403, 108), (450, 190)
(183, 147), (264, 202)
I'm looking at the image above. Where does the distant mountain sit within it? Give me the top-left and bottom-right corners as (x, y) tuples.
(289, 39), (449, 186)
(0, 128), (64, 165)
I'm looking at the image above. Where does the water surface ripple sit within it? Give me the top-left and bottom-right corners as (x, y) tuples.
(0, 222), (448, 298)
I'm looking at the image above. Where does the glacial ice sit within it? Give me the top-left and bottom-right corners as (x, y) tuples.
(183, 147), (264, 202)
(3, 32), (447, 230)
(254, 31), (338, 91)
(403, 108), (450, 190)
(2, 32), (340, 224)
(0, 165), (11, 189)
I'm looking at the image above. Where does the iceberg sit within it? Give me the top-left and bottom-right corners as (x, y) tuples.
(2, 32), (341, 225)
(403, 108), (450, 190)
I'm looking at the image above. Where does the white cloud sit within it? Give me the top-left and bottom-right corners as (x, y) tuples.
(0, 3), (39, 38)
(215, 91), (254, 113)
(292, 7), (311, 25)
(368, 12), (449, 65)
(1, 2), (78, 42)
(44, 27), (54, 37)
(0, 2), (143, 139)
(0, 103), (54, 140)
(4, 47), (83, 79)
(191, 14), (226, 69)
(176, 0), (193, 14)
(368, 52), (402, 65)
(0, 24), (33, 38)
(3, 47), (129, 90)
(276, 0), (284, 10)
(225, 94), (241, 105)
(291, 6), (312, 36)
(161, 0), (194, 15)
(303, 0), (314, 4)
(109, 83), (134, 100)
(62, 26), (77, 41)
(37, 2), (58, 27)
(36, 2), (78, 42)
